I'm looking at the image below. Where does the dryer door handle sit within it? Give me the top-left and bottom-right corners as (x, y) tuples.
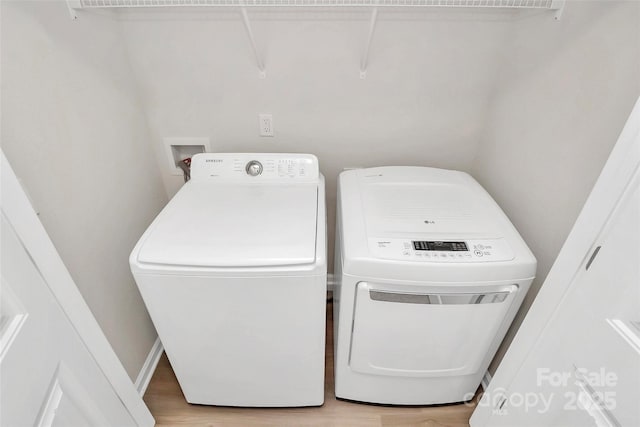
(368, 289), (515, 305)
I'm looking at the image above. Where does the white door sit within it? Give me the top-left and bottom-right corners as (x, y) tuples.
(0, 153), (154, 427)
(470, 97), (640, 427)
(481, 168), (640, 427)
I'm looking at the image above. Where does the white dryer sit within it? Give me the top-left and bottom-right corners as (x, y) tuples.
(333, 166), (536, 405)
(130, 153), (326, 407)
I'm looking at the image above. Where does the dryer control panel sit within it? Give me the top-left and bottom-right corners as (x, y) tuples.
(190, 153), (319, 183)
(368, 238), (514, 263)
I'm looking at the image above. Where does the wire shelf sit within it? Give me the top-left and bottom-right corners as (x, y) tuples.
(77, 0), (558, 8)
(67, 0), (564, 78)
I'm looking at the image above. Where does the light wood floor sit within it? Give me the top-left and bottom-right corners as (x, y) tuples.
(144, 300), (481, 427)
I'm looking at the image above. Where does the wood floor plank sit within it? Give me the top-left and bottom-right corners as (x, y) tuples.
(144, 300), (480, 426)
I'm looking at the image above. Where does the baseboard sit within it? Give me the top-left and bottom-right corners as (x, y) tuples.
(481, 370), (493, 391)
(135, 337), (164, 396)
(327, 273), (337, 293)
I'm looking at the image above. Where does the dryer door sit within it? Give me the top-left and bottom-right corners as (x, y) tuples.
(349, 282), (518, 378)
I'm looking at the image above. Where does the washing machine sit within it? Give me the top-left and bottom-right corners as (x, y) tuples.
(130, 153), (326, 407)
(333, 166), (536, 405)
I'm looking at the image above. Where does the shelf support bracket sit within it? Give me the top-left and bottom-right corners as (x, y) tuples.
(240, 6), (266, 79)
(551, 0), (565, 21)
(360, 7), (378, 79)
(66, 0), (81, 20)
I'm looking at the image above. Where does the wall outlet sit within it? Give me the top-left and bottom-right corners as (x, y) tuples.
(259, 114), (274, 137)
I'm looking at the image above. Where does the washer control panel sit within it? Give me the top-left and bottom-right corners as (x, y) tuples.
(190, 153), (319, 182)
(368, 238), (514, 263)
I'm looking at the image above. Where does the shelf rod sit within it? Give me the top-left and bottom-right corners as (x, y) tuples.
(240, 6), (266, 78)
(360, 7), (378, 79)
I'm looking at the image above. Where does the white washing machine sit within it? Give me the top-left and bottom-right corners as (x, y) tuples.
(333, 166), (536, 405)
(130, 153), (326, 407)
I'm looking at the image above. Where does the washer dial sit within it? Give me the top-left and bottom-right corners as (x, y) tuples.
(245, 160), (263, 177)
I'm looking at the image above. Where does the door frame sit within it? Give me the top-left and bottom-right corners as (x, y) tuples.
(1, 151), (154, 427)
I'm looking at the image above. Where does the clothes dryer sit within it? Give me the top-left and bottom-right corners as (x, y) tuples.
(333, 166), (535, 405)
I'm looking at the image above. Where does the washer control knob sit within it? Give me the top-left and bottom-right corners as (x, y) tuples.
(245, 160), (263, 177)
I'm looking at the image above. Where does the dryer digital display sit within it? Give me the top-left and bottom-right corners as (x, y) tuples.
(412, 241), (468, 251)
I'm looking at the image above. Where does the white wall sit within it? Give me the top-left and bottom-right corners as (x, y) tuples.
(1, 1), (168, 379)
(118, 8), (516, 269)
(472, 0), (640, 370)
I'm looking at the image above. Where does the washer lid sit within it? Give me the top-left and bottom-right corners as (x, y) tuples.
(136, 182), (319, 268)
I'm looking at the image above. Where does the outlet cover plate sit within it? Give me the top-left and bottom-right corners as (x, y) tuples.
(259, 114), (274, 137)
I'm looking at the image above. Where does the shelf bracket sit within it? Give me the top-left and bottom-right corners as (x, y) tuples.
(360, 7), (378, 79)
(66, 0), (81, 20)
(240, 6), (266, 79)
(551, 0), (566, 21)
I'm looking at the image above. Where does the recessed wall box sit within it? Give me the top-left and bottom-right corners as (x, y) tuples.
(163, 137), (211, 176)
